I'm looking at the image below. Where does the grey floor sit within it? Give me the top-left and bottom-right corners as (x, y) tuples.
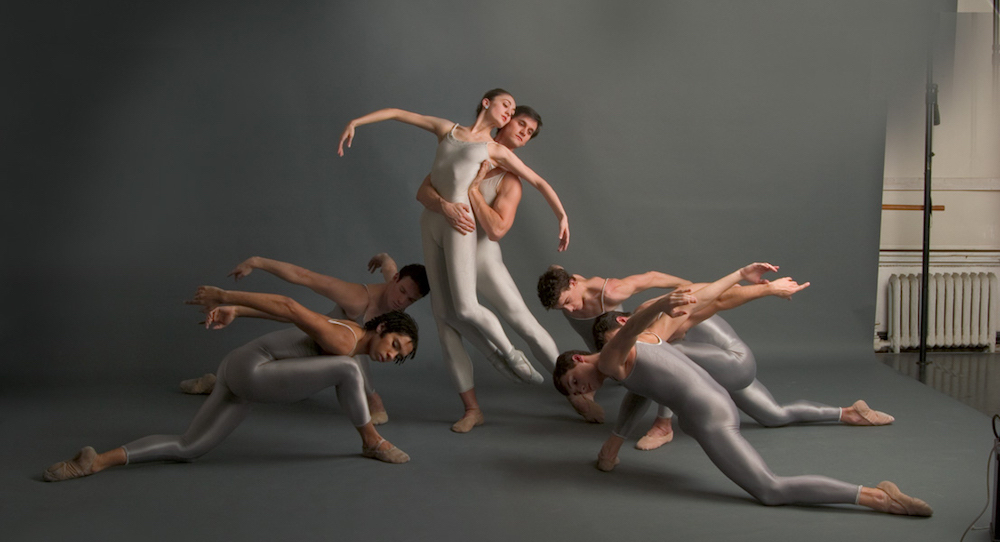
(2, 351), (995, 542)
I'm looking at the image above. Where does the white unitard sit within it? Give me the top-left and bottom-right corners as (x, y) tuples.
(421, 125), (520, 392)
(563, 280), (674, 418)
(612, 339), (861, 506)
(474, 172), (559, 372)
(672, 315), (841, 426)
(123, 324), (370, 464)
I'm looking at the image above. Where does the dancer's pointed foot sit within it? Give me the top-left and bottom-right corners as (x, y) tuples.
(451, 409), (485, 433)
(361, 438), (409, 464)
(43, 447), (97, 482)
(506, 349), (544, 384)
(873, 481), (933, 516)
(568, 394), (605, 423)
(636, 417), (674, 450)
(180, 373), (216, 395)
(842, 400), (894, 426)
(487, 350), (522, 383)
(596, 452), (620, 472)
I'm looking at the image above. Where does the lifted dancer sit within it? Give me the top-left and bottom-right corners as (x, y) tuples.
(180, 253), (428, 425)
(43, 287), (420, 482)
(340, 90), (569, 430)
(552, 264), (932, 516)
(416, 106), (577, 430)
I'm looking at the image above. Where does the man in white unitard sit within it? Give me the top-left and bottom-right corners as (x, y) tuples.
(179, 253), (428, 425)
(417, 106), (589, 430)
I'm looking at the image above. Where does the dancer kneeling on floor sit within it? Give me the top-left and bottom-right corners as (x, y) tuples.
(43, 286), (420, 482)
(552, 262), (932, 516)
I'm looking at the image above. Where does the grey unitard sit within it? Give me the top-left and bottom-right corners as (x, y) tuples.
(123, 327), (369, 463)
(673, 315), (841, 426)
(612, 339), (860, 506)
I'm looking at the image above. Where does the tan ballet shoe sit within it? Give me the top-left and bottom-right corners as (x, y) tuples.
(450, 409), (485, 433)
(596, 453), (620, 472)
(370, 409), (389, 425)
(43, 446), (97, 482)
(180, 373), (216, 395)
(635, 430), (674, 450)
(875, 481), (933, 516)
(362, 438), (409, 464)
(845, 400), (895, 426)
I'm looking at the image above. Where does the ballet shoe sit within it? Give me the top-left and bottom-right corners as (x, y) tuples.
(845, 400), (895, 426)
(43, 446), (97, 482)
(596, 453), (620, 472)
(505, 350), (544, 384)
(369, 409), (389, 426)
(180, 373), (216, 395)
(450, 409), (485, 433)
(874, 481), (933, 516)
(568, 394), (605, 423)
(362, 438), (410, 464)
(487, 350), (522, 383)
(635, 430), (674, 451)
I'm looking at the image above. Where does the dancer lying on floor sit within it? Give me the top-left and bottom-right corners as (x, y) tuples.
(416, 106), (575, 431)
(339, 89), (569, 430)
(552, 263), (932, 516)
(43, 287), (420, 482)
(179, 253), (428, 426)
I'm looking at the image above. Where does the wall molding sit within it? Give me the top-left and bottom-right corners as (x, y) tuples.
(878, 250), (1000, 267)
(883, 177), (1000, 191)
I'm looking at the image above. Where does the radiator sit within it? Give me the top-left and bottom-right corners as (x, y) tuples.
(888, 272), (998, 353)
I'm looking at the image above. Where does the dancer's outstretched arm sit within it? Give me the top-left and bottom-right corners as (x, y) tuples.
(603, 271), (693, 308)
(486, 144), (569, 251)
(338, 109), (453, 155)
(229, 256), (370, 316)
(599, 289), (699, 380)
(367, 252), (398, 282)
(189, 287), (361, 356)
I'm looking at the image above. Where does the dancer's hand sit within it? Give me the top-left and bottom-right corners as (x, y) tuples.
(443, 201), (475, 234)
(662, 288), (696, 317)
(186, 286), (226, 311)
(228, 257), (258, 282)
(767, 277), (811, 300)
(337, 122), (356, 156)
(201, 306), (237, 330)
(367, 253), (394, 273)
(557, 216), (570, 252)
(739, 262), (779, 284)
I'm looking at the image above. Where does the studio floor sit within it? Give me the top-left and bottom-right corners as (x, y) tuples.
(1, 353), (994, 542)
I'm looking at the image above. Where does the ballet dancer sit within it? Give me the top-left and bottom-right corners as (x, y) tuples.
(179, 253), (428, 425)
(552, 264), (932, 516)
(43, 287), (421, 482)
(416, 106), (586, 428)
(339, 89), (569, 431)
(592, 309), (894, 450)
(537, 265), (809, 423)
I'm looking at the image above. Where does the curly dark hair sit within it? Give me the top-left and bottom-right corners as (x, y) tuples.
(398, 264), (430, 297)
(592, 311), (631, 351)
(364, 311), (419, 363)
(537, 265), (572, 310)
(552, 350), (589, 396)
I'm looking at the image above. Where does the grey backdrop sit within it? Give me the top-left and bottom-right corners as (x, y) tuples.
(4, 0), (950, 383)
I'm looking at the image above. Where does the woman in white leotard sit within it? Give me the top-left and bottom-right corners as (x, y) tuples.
(338, 90), (570, 432)
(42, 287), (420, 482)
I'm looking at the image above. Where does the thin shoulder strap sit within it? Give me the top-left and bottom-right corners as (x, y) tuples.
(326, 319), (360, 355)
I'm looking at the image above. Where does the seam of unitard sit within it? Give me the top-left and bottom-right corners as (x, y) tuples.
(123, 446), (130, 465)
(325, 319), (360, 356)
(854, 485), (862, 504)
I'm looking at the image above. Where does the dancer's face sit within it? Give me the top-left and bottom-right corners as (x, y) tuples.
(495, 114), (538, 149)
(387, 276), (424, 312)
(560, 358), (602, 395)
(553, 279), (585, 312)
(483, 93), (516, 128)
(369, 332), (414, 363)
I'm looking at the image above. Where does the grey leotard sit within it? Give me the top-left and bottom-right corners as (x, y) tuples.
(123, 324), (369, 464)
(421, 125), (522, 392)
(673, 315), (841, 426)
(474, 172), (559, 371)
(612, 339), (860, 506)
